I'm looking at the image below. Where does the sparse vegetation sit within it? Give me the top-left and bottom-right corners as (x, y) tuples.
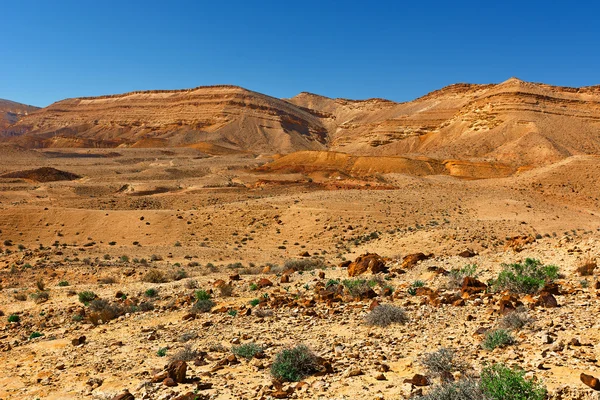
(448, 264), (478, 288)
(142, 269), (166, 283)
(414, 378), (483, 400)
(192, 290), (214, 312)
(232, 342), (263, 360)
(482, 329), (515, 350)
(420, 348), (467, 382)
(8, 314), (20, 323)
(491, 258), (558, 294)
(270, 344), (319, 382)
(576, 257), (596, 276)
(169, 344), (198, 362)
(498, 309), (532, 330)
(479, 363), (546, 400)
(365, 304), (408, 327)
(283, 258), (327, 271)
(157, 347), (168, 357)
(30, 291), (49, 304)
(144, 288), (158, 298)
(58, 280), (69, 287)
(29, 331), (43, 339)
(78, 291), (96, 304)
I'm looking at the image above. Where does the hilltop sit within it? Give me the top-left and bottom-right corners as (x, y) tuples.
(3, 79), (600, 168)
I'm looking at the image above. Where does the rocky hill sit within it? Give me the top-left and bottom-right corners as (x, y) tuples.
(4, 79), (600, 166)
(0, 99), (39, 131)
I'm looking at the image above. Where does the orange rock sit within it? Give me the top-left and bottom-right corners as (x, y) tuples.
(401, 253), (432, 269)
(461, 277), (487, 295)
(167, 360), (187, 383)
(581, 373), (600, 390)
(347, 253), (387, 277)
(257, 278), (273, 288)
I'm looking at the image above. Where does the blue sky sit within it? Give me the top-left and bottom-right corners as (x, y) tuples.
(1, 0), (599, 107)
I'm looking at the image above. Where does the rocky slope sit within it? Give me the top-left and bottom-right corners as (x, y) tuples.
(0, 99), (39, 131)
(1, 86), (328, 154)
(4, 79), (600, 167)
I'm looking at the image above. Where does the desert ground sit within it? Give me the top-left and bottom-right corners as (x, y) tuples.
(1, 146), (600, 399)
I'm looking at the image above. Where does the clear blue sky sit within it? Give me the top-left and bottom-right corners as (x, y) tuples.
(1, 0), (599, 107)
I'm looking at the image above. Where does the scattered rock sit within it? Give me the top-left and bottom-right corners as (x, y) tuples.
(581, 373), (600, 390)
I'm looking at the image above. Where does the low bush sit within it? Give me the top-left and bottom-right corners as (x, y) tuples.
(192, 290), (214, 312)
(271, 344), (319, 382)
(414, 378), (483, 400)
(232, 342), (263, 360)
(491, 258), (558, 294)
(420, 347), (467, 382)
(144, 288), (158, 298)
(29, 331), (43, 339)
(78, 291), (97, 304)
(480, 363), (546, 400)
(8, 314), (20, 323)
(498, 309), (532, 330)
(30, 291), (49, 304)
(142, 269), (166, 283)
(576, 257), (596, 276)
(170, 344), (199, 362)
(58, 281), (69, 287)
(365, 304), (408, 327)
(482, 329), (515, 350)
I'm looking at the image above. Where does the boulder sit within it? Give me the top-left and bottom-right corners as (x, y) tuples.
(347, 253), (387, 277)
(461, 277), (487, 295)
(167, 360), (187, 383)
(581, 373), (600, 390)
(401, 253), (432, 269)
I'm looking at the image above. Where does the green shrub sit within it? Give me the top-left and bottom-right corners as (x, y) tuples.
(491, 258), (558, 294)
(249, 283), (258, 291)
(483, 329), (515, 350)
(412, 280), (426, 288)
(270, 344), (319, 382)
(29, 331), (43, 339)
(480, 363), (546, 400)
(192, 290), (214, 312)
(78, 291), (96, 304)
(157, 347), (168, 357)
(8, 314), (20, 323)
(58, 281), (69, 287)
(144, 288), (158, 298)
(227, 309), (237, 317)
(195, 289), (211, 301)
(249, 298), (260, 307)
(365, 304), (408, 327)
(232, 342), (263, 360)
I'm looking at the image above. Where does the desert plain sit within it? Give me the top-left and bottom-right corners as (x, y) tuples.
(1, 79), (600, 399)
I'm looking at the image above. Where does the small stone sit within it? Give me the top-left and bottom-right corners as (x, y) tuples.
(112, 390), (135, 400)
(163, 377), (177, 387)
(374, 373), (387, 380)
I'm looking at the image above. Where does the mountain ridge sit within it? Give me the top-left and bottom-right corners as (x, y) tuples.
(2, 78), (600, 166)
